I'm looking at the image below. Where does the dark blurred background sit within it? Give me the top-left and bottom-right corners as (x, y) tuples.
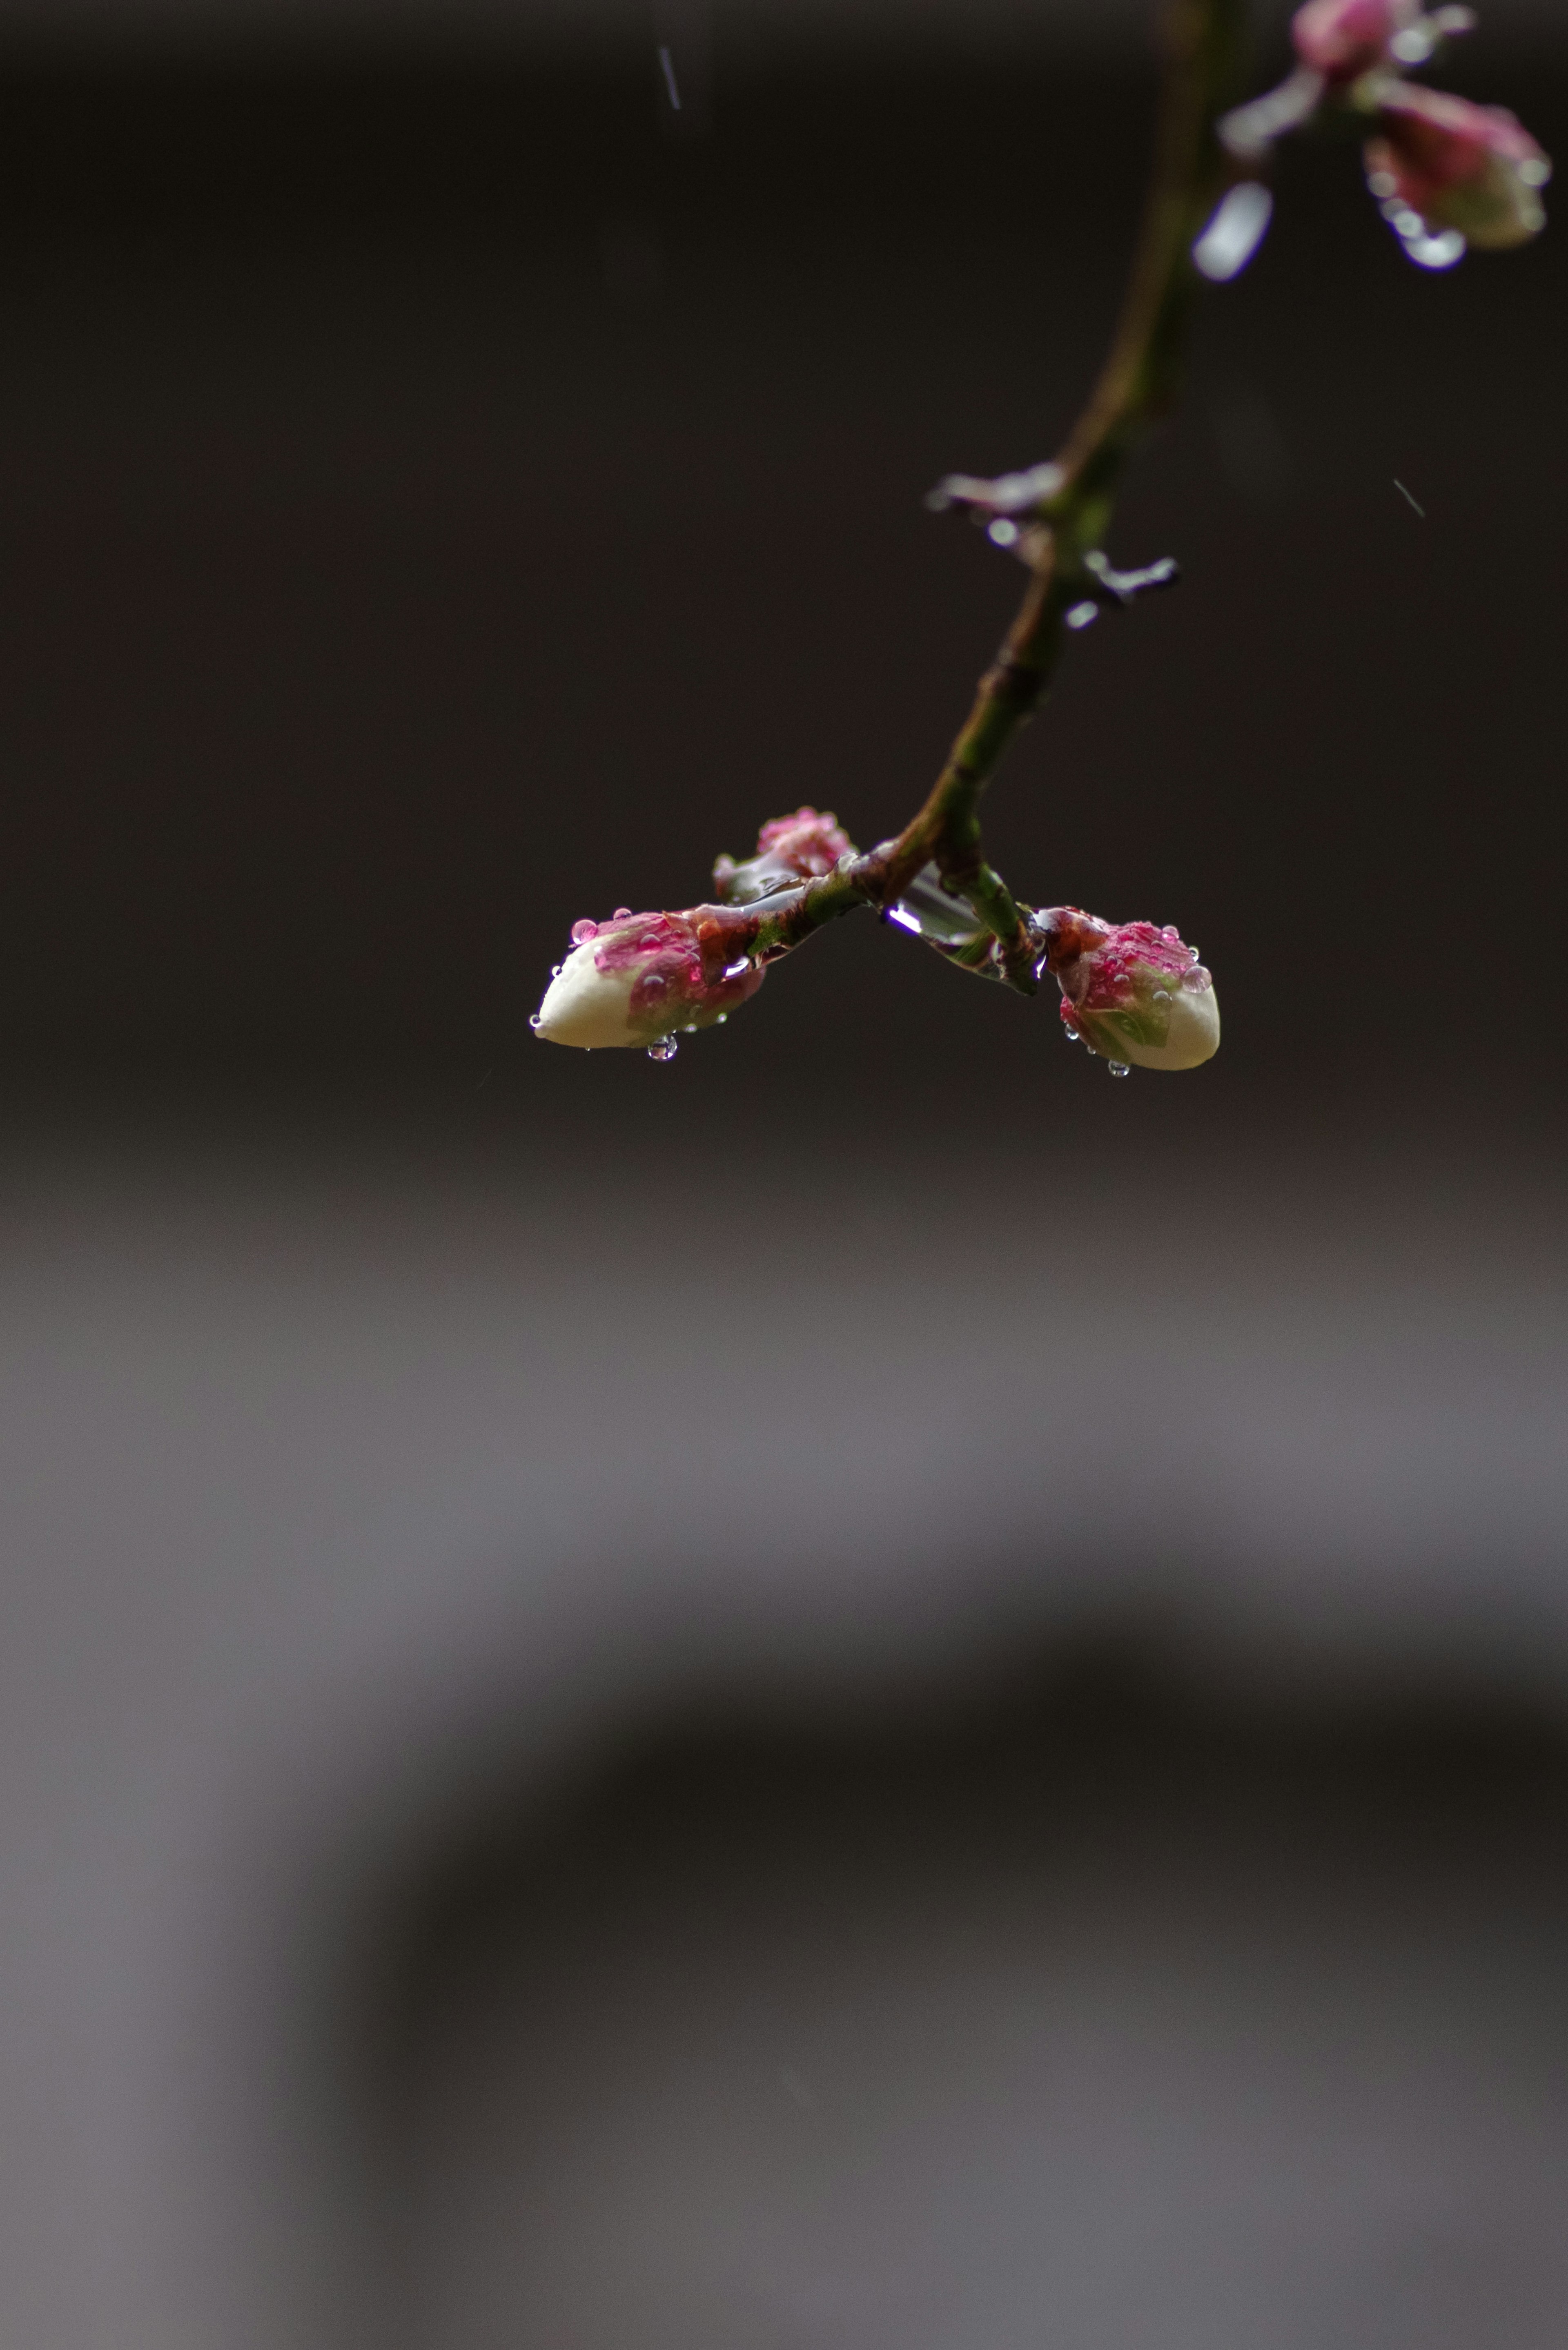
(0, 0), (1561, 1133)
(0, 3), (1566, 2347)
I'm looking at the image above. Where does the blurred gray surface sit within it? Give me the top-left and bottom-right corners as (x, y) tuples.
(0, 1118), (1565, 2348)
(409, 1706), (1568, 2350)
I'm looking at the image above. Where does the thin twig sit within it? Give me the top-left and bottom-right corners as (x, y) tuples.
(716, 0), (1248, 988)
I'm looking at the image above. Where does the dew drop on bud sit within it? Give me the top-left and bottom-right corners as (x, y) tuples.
(1181, 965), (1213, 993)
(1107, 1061), (1132, 1078)
(647, 1036), (679, 1062)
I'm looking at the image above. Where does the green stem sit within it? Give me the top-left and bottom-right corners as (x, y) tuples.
(718, 0), (1248, 987)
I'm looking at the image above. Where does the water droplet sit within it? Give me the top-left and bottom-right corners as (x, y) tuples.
(1181, 964), (1212, 993)
(550, 964), (562, 978)
(613, 907), (632, 920)
(1152, 988), (1172, 1008)
(1192, 181), (1274, 283)
(715, 1014), (728, 1025)
(647, 1036), (678, 1062)
(987, 517), (1020, 548)
(1065, 600), (1099, 631)
(1161, 925), (1180, 943)
(1107, 1060), (1131, 1078)
(528, 1014), (541, 1030)
(1400, 223), (1466, 271)
(1064, 1027), (1080, 1043)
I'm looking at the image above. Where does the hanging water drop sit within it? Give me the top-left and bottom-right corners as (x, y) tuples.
(647, 1035), (678, 1062)
(1107, 1060), (1131, 1079)
(1064, 1027), (1081, 1043)
(528, 1014), (541, 1031)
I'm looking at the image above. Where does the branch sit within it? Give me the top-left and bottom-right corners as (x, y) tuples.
(717, 0), (1250, 990)
(535, 0), (1547, 1065)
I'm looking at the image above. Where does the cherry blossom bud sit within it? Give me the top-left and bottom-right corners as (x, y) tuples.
(1366, 85), (1550, 250)
(1038, 908), (1220, 1073)
(713, 807), (856, 906)
(532, 907), (764, 1052)
(1292, 0), (1417, 83)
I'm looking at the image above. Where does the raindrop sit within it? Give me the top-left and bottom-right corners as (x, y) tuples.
(528, 1014), (541, 1030)
(1152, 989), (1172, 1007)
(551, 964), (562, 978)
(1385, 207), (1465, 268)
(1065, 601), (1099, 631)
(1402, 227), (1466, 271)
(1064, 1027), (1080, 1043)
(1181, 964), (1213, 993)
(987, 517), (1020, 548)
(647, 1036), (678, 1062)
(1107, 1060), (1131, 1078)
(1192, 181), (1274, 283)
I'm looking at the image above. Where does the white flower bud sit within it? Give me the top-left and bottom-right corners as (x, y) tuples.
(532, 908), (764, 1052)
(1038, 910), (1221, 1072)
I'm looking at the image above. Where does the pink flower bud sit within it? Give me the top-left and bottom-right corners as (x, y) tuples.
(1292, 0), (1417, 84)
(1366, 84), (1550, 249)
(532, 907), (764, 1052)
(1038, 909), (1220, 1072)
(755, 808), (853, 874)
(713, 807), (855, 905)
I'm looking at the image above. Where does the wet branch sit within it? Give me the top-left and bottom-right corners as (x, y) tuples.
(713, 0), (1248, 990)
